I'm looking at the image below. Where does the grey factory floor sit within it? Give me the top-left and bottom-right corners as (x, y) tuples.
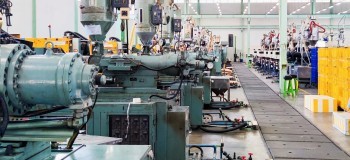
(188, 63), (350, 160)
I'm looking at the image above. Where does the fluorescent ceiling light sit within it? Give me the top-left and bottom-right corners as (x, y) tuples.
(322, 9), (327, 11)
(329, 6), (333, 9)
(307, 3), (310, 6)
(336, 3), (341, 5)
(301, 6), (305, 9)
(297, 9), (300, 11)
(316, 11), (321, 13)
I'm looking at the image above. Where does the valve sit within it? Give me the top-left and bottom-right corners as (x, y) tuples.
(248, 153), (253, 160)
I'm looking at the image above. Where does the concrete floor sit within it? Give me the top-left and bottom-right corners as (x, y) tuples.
(189, 63), (350, 159)
(189, 87), (271, 159)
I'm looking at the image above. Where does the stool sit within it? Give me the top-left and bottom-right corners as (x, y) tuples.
(290, 74), (299, 95)
(248, 60), (252, 68)
(283, 75), (296, 97)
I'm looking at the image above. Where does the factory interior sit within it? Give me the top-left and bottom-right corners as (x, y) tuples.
(0, 0), (350, 159)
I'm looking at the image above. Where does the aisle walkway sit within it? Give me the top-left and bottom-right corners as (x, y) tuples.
(234, 63), (350, 160)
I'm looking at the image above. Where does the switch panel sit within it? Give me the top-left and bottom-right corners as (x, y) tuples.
(113, 0), (129, 8)
(172, 19), (182, 32)
(109, 115), (149, 145)
(151, 5), (162, 25)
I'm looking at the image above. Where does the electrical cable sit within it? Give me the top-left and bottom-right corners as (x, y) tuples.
(149, 69), (183, 100)
(0, 95), (8, 138)
(199, 121), (248, 133)
(125, 103), (131, 139)
(66, 89), (99, 149)
(18, 106), (68, 117)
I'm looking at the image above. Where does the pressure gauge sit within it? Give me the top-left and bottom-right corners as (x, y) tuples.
(207, 62), (214, 69)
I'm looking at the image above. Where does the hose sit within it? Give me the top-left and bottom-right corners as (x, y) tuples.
(200, 121), (248, 133)
(140, 64), (177, 72)
(208, 102), (242, 110)
(64, 31), (88, 41)
(66, 107), (92, 149)
(66, 89), (99, 149)
(19, 106), (68, 117)
(188, 145), (204, 158)
(0, 95), (8, 138)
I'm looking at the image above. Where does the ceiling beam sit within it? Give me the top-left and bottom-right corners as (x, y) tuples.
(182, 14), (349, 19)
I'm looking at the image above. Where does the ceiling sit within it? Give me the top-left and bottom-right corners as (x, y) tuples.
(175, 1), (350, 15)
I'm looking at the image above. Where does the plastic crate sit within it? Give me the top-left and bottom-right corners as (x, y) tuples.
(304, 95), (337, 112)
(333, 112), (350, 135)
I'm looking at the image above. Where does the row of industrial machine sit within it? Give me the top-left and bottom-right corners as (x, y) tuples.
(0, 0), (255, 160)
(252, 16), (346, 86)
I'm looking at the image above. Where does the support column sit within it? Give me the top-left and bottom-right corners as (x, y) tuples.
(197, 0), (200, 14)
(32, 0), (37, 38)
(246, 0), (251, 63)
(240, 0), (244, 56)
(74, 0), (79, 32)
(279, 0), (288, 92)
(330, 0), (333, 25)
(185, 0), (188, 15)
(311, 0), (316, 15)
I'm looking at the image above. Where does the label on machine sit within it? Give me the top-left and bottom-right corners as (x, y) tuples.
(84, 25), (102, 35)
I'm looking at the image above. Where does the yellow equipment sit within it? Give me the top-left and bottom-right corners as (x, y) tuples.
(25, 37), (71, 53)
(104, 41), (118, 54)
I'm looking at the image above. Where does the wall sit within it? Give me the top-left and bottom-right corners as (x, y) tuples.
(4, 0), (128, 41)
(3, 0), (33, 37)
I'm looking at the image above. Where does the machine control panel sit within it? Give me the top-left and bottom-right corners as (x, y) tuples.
(173, 19), (182, 32)
(113, 0), (129, 8)
(151, 5), (162, 25)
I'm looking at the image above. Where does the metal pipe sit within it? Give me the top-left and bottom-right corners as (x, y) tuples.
(6, 120), (68, 130)
(3, 128), (74, 137)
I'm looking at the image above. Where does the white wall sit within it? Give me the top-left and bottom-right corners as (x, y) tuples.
(3, 0), (350, 54)
(36, 0), (75, 37)
(4, 0), (128, 40)
(4, 0), (32, 37)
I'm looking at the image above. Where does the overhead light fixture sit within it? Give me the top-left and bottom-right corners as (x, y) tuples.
(297, 9), (300, 11)
(216, 2), (222, 15)
(316, 11), (321, 13)
(322, 8), (327, 11)
(189, 4), (191, 6)
(306, 3), (310, 6)
(336, 3), (341, 6)
(329, 6), (334, 9)
(301, 6), (305, 9)
(343, 11), (348, 13)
